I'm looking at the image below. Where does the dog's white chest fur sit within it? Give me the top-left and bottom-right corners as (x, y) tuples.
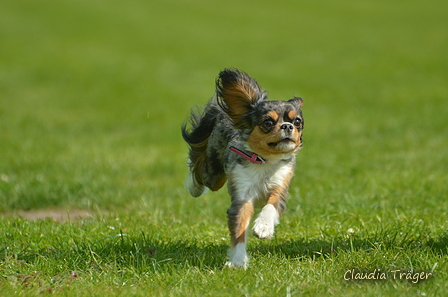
(230, 160), (293, 202)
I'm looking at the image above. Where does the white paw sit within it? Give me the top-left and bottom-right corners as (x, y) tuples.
(253, 217), (275, 239)
(252, 204), (279, 239)
(225, 243), (249, 269)
(224, 260), (248, 269)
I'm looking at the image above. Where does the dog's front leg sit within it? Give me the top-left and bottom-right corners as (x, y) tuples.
(225, 199), (254, 269)
(253, 187), (288, 239)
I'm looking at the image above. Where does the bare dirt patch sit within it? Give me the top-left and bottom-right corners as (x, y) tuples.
(1, 208), (103, 222)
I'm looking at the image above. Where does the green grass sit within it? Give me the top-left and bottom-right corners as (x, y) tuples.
(1, 0), (447, 295)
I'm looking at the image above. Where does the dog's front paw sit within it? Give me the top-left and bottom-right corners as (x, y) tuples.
(252, 217), (275, 239)
(252, 204), (279, 239)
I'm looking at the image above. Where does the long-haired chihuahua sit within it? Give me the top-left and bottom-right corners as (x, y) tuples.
(181, 68), (304, 268)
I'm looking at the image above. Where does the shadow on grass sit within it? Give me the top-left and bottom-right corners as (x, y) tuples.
(84, 228), (448, 271)
(255, 230), (448, 261)
(10, 228), (447, 272)
(426, 233), (448, 256)
(81, 225), (448, 270)
(77, 234), (231, 271)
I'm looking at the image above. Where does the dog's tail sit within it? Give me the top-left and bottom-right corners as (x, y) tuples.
(181, 99), (220, 197)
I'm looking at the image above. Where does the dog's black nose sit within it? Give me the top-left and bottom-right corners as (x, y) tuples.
(280, 123), (294, 131)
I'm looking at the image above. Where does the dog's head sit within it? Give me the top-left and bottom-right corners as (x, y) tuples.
(216, 68), (304, 159)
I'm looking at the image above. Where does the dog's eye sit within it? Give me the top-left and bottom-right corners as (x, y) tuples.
(263, 119), (275, 128)
(293, 117), (302, 127)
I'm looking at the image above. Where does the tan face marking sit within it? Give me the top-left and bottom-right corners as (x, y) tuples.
(287, 110), (297, 121)
(267, 111), (279, 122)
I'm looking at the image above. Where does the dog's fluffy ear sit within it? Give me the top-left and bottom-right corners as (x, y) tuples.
(288, 97), (304, 108)
(216, 68), (267, 129)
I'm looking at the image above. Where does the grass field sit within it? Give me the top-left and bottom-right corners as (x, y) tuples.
(1, 0), (447, 295)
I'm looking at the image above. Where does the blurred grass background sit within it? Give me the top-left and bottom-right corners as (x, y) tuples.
(0, 0), (448, 294)
(1, 0), (446, 214)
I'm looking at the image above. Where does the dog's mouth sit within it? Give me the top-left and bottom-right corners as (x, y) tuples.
(268, 138), (294, 147)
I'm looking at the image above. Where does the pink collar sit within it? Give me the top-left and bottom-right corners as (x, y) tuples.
(229, 146), (267, 164)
